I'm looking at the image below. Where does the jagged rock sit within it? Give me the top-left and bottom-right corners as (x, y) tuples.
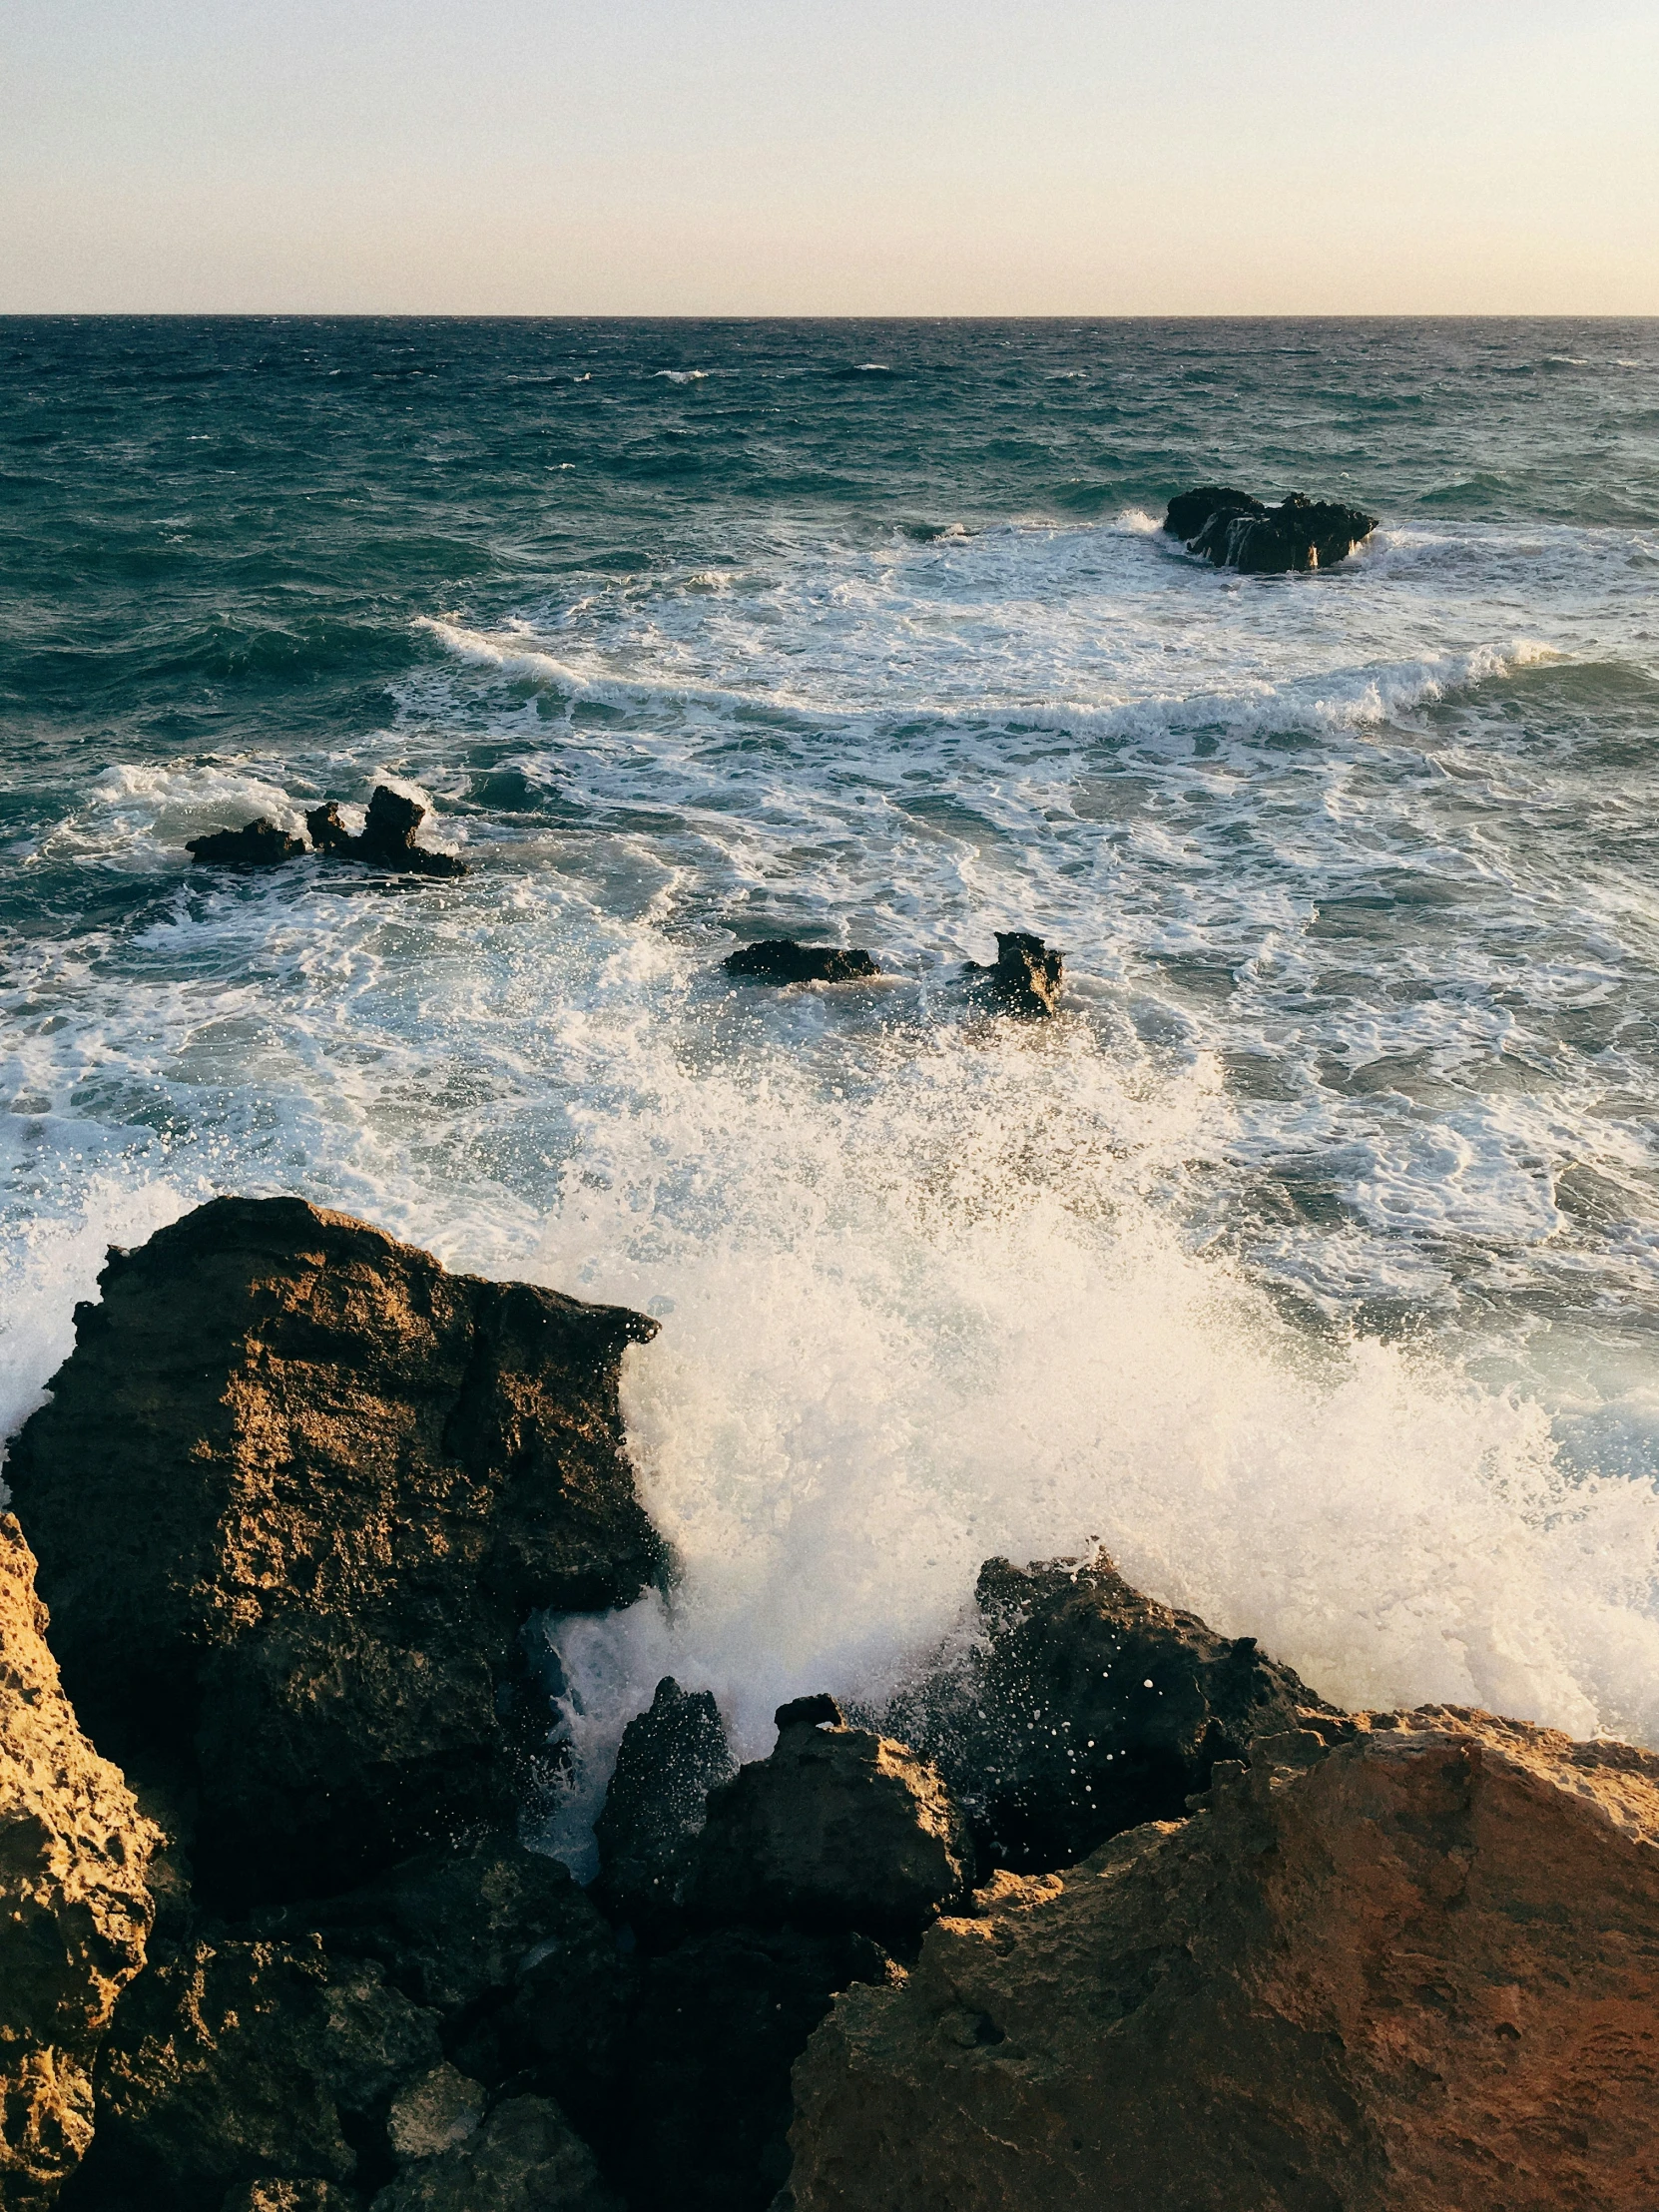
(1164, 485), (1378, 573)
(385, 2062), (484, 2162)
(723, 940), (880, 984)
(80, 1936), (440, 2211)
(185, 819), (308, 869)
(5, 1196), (664, 1909)
(0, 1516), (160, 2209)
(593, 1677), (734, 1937)
(368, 2094), (617, 2212)
(306, 791), (467, 878)
(686, 1696), (970, 1945)
(965, 931), (1063, 1018)
(787, 1709), (1659, 2212)
(885, 1550), (1333, 1872)
(624, 1928), (896, 2212)
(221, 2185), (359, 2212)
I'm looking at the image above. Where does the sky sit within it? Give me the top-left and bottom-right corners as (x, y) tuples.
(3, 0), (1657, 314)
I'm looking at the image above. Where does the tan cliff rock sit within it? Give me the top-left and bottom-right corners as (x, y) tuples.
(786, 1709), (1659, 2212)
(0, 1514), (158, 2207)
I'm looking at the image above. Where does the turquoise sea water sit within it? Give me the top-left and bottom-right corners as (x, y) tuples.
(4, 317), (1659, 1832)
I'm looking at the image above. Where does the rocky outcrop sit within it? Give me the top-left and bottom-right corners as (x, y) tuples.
(0, 1517), (159, 2208)
(687, 1696), (971, 1946)
(185, 820), (307, 868)
(787, 1709), (1659, 2211)
(965, 931), (1063, 1018)
(1165, 485), (1378, 573)
(305, 792), (467, 879)
(886, 1549), (1333, 1871)
(368, 2093), (617, 2212)
(5, 1196), (664, 1909)
(593, 1678), (734, 1938)
(723, 941), (880, 984)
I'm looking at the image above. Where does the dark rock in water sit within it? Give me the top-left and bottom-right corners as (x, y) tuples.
(78, 1935), (440, 2211)
(5, 1195), (664, 1911)
(0, 1514), (161, 2210)
(622, 1927), (895, 2212)
(723, 939), (880, 984)
(966, 931), (1063, 1018)
(369, 2092), (617, 2212)
(304, 789), (468, 878)
(886, 1550), (1334, 1873)
(594, 1677), (735, 1939)
(1165, 485), (1378, 573)
(186, 819), (307, 869)
(686, 1696), (970, 1946)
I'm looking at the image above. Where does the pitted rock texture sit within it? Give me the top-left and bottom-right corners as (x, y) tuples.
(368, 2093), (618, 2212)
(786, 1709), (1659, 2212)
(723, 940), (880, 984)
(594, 1676), (735, 1938)
(0, 1515), (159, 2208)
(1164, 484), (1378, 573)
(5, 1196), (663, 1908)
(887, 1549), (1333, 1871)
(687, 1697), (970, 1946)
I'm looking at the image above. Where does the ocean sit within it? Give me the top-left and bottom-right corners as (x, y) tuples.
(3, 315), (1657, 1863)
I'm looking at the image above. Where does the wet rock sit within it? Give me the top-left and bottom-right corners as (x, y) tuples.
(368, 2093), (617, 2212)
(1165, 485), (1378, 573)
(6, 1196), (664, 1909)
(186, 820), (308, 869)
(221, 2185), (359, 2212)
(0, 1515), (160, 2208)
(593, 1677), (735, 1938)
(965, 930), (1063, 1018)
(306, 791), (467, 879)
(687, 1696), (970, 1946)
(723, 940), (880, 984)
(886, 1550), (1333, 1872)
(81, 1936), (439, 2211)
(787, 1710), (1659, 2212)
(384, 2062), (484, 2162)
(624, 1927), (895, 2212)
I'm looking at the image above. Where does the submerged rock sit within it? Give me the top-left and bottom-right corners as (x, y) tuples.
(965, 930), (1063, 1018)
(594, 1677), (735, 1939)
(1164, 484), (1378, 573)
(723, 940), (880, 984)
(306, 790), (467, 878)
(787, 1710), (1659, 2212)
(885, 1550), (1333, 1871)
(185, 819), (307, 869)
(0, 1516), (159, 2209)
(5, 1195), (664, 1910)
(687, 1695), (971, 1946)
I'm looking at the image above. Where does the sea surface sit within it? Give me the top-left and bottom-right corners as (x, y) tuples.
(3, 316), (1658, 1861)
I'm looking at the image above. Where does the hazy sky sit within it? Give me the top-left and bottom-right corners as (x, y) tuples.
(4, 1), (1656, 313)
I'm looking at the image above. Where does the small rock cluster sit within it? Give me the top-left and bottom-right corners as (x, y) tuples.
(724, 931), (1066, 1017)
(186, 788), (466, 876)
(1164, 484), (1378, 573)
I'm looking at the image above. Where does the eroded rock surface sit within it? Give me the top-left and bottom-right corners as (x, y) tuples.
(6, 1196), (663, 1908)
(887, 1549), (1332, 1870)
(723, 940), (880, 984)
(1164, 485), (1378, 573)
(594, 1677), (734, 1938)
(305, 791), (467, 879)
(965, 931), (1063, 1018)
(687, 1696), (971, 1944)
(368, 2094), (617, 2212)
(0, 1516), (159, 2208)
(788, 1709), (1659, 2212)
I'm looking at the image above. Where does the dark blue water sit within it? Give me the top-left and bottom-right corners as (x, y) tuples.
(4, 317), (1658, 1797)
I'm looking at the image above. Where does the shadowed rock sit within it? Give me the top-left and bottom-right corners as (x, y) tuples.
(306, 790), (467, 878)
(965, 931), (1063, 1018)
(594, 1677), (736, 1939)
(0, 1515), (160, 2209)
(5, 1196), (664, 1910)
(787, 1710), (1659, 2212)
(884, 1549), (1334, 1872)
(368, 2092), (618, 2212)
(687, 1696), (970, 1946)
(1165, 485), (1378, 573)
(186, 820), (307, 869)
(723, 940), (880, 984)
